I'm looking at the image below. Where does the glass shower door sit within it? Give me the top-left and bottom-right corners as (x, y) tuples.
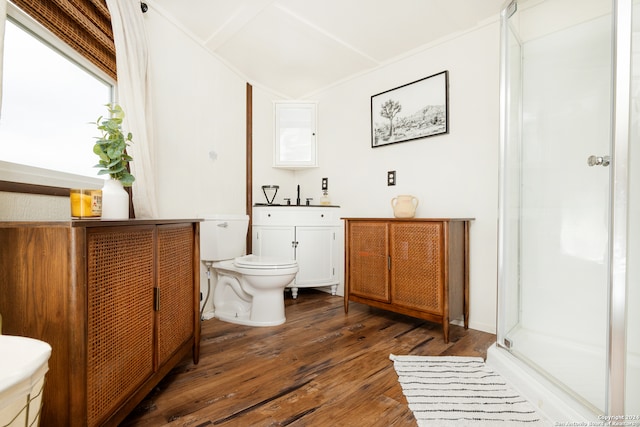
(499, 0), (612, 414)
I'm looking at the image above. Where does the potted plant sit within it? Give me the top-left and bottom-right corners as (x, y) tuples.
(93, 103), (135, 219)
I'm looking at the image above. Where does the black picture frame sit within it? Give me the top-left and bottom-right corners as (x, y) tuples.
(371, 70), (449, 147)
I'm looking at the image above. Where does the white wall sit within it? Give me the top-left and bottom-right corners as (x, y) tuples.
(145, 10), (248, 219)
(252, 23), (501, 334)
(251, 89), (293, 204)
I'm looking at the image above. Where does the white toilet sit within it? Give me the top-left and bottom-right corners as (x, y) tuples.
(200, 214), (298, 326)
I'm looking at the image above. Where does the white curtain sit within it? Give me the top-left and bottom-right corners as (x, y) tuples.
(106, 0), (158, 218)
(0, 0), (7, 118)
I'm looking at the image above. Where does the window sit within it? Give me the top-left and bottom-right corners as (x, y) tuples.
(0, 12), (114, 179)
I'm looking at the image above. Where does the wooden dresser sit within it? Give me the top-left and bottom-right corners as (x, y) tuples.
(0, 219), (201, 426)
(343, 218), (472, 343)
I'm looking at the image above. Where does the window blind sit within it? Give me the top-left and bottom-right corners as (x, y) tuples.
(10, 0), (116, 79)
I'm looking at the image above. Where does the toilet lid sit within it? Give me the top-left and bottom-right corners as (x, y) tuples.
(233, 254), (297, 269)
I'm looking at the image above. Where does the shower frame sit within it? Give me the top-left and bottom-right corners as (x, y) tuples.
(496, 0), (631, 418)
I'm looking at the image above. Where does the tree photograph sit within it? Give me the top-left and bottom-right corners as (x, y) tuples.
(371, 71), (449, 147)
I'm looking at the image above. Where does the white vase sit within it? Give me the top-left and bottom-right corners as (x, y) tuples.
(101, 179), (129, 220)
(391, 195), (419, 218)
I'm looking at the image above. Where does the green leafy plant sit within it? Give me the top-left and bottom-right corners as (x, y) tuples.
(93, 104), (135, 186)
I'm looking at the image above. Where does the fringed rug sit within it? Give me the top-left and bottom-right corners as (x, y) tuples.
(390, 355), (551, 426)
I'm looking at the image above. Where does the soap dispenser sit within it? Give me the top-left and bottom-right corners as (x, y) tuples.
(320, 190), (331, 205)
(320, 177), (331, 205)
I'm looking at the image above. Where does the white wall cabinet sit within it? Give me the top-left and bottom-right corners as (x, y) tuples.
(273, 102), (318, 169)
(252, 206), (342, 298)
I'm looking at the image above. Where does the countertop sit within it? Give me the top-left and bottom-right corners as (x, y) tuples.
(254, 203), (341, 208)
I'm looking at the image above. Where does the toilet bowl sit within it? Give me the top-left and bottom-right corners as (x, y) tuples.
(212, 255), (298, 326)
(200, 215), (298, 327)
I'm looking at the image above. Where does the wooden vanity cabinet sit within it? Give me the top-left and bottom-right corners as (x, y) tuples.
(343, 218), (471, 343)
(0, 220), (201, 427)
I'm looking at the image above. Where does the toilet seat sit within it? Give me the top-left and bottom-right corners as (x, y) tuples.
(234, 254), (297, 269)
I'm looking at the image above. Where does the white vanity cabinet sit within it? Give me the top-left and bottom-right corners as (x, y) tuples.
(252, 206), (342, 298)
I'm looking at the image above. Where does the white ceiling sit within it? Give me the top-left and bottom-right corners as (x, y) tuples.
(150, 0), (506, 98)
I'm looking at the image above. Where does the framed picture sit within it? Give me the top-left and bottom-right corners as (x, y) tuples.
(371, 70), (449, 147)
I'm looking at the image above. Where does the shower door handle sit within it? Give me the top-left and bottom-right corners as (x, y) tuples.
(587, 155), (610, 167)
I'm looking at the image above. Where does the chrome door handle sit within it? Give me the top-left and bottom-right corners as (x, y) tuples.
(587, 155), (610, 167)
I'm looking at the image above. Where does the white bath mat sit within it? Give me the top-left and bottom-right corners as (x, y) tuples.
(390, 354), (551, 427)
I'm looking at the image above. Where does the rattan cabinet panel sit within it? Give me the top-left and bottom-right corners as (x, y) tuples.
(0, 220), (201, 427)
(157, 224), (196, 366)
(86, 226), (156, 426)
(390, 222), (444, 314)
(347, 221), (390, 302)
(344, 218), (472, 343)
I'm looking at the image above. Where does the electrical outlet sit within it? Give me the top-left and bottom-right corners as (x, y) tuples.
(387, 170), (396, 186)
(322, 177), (328, 191)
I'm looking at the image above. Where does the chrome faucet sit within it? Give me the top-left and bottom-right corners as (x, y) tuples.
(296, 185), (301, 206)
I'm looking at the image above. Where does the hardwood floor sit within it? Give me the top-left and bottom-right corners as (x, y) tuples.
(121, 290), (495, 427)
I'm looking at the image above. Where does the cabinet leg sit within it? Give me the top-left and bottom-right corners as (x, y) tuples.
(330, 284), (337, 295)
(193, 342), (200, 365)
(464, 220), (470, 330)
(443, 320), (450, 344)
(291, 287), (299, 299)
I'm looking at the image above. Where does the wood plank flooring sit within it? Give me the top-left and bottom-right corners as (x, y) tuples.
(121, 290), (495, 427)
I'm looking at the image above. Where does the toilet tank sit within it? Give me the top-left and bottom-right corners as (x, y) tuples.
(200, 214), (249, 261)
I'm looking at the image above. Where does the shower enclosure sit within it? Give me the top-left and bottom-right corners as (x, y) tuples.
(492, 0), (638, 420)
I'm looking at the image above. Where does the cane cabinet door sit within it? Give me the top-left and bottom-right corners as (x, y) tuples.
(156, 224), (196, 367)
(390, 222), (444, 315)
(347, 221), (390, 302)
(86, 226), (155, 426)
